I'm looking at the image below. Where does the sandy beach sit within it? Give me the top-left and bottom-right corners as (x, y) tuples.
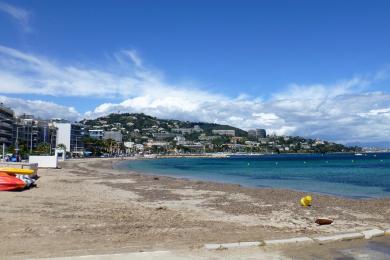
(0, 158), (389, 259)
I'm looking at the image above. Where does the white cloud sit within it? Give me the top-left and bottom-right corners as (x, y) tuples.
(0, 95), (80, 121)
(0, 1), (31, 32)
(121, 50), (142, 67)
(0, 45), (389, 143)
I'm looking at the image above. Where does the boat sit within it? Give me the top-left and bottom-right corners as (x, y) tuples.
(354, 153), (363, 156)
(16, 174), (36, 188)
(0, 168), (35, 175)
(0, 176), (26, 191)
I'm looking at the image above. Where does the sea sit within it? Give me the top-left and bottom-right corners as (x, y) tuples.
(116, 153), (390, 199)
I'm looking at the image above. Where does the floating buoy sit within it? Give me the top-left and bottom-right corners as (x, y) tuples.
(300, 195), (312, 207)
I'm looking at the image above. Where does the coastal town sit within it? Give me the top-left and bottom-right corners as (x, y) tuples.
(1, 103), (362, 160)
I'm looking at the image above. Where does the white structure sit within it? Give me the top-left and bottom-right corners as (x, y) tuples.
(55, 148), (66, 161)
(52, 122), (84, 153)
(29, 155), (58, 168)
(124, 141), (135, 148)
(53, 122), (71, 152)
(212, 129), (235, 136)
(172, 125), (203, 135)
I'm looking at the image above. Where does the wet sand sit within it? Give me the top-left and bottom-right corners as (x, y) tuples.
(0, 158), (389, 259)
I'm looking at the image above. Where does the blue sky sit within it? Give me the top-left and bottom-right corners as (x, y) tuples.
(0, 0), (390, 144)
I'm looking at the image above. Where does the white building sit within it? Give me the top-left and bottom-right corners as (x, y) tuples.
(212, 129), (235, 136)
(52, 122), (84, 152)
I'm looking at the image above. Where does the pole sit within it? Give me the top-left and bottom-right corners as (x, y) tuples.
(15, 127), (19, 155)
(50, 130), (53, 155)
(30, 129), (33, 154)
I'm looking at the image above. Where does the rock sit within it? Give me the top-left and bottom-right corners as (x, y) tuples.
(156, 206), (167, 210)
(315, 218), (333, 225)
(153, 177), (159, 180)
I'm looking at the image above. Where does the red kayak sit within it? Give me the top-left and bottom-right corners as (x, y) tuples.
(0, 172), (13, 177)
(0, 176), (26, 191)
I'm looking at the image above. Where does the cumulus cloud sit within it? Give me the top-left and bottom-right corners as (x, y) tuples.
(0, 44), (389, 143)
(0, 95), (80, 121)
(0, 1), (31, 32)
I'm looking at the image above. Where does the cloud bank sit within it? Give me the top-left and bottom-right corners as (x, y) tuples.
(0, 95), (80, 121)
(0, 44), (389, 144)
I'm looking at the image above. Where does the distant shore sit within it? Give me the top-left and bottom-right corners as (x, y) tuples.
(0, 158), (389, 259)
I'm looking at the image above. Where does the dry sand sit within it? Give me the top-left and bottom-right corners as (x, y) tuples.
(0, 158), (389, 259)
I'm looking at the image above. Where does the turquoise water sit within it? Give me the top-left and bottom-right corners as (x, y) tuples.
(116, 153), (390, 198)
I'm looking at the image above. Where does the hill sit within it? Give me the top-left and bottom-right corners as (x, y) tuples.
(81, 113), (248, 139)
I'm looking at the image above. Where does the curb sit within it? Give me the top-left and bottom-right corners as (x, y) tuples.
(362, 228), (385, 239)
(205, 241), (262, 250)
(313, 232), (364, 244)
(204, 228), (388, 250)
(264, 237), (313, 246)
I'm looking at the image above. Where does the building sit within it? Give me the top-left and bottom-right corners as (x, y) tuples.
(13, 115), (57, 153)
(152, 132), (175, 141)
(89, 129), (104, 140)
(103, 131), (122, 143)
(256, 129), (266, 138)
(172, 125), (203, 135)
(0, 103), (14, 148)
(248, 128), (266, 140)
(52, 121), (84, 152)
(212, 129), (235, 136)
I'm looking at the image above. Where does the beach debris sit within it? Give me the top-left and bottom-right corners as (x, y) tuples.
(300, 195), (312, 207)
(315, 218), (333, 225)
(156, 206), (167, 210)
(153, 177), (160, 180)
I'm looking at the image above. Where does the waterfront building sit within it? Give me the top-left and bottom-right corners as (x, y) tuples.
(248, 129), (256, 139)
(256, 129), (266, 138)
(52, 120), (84, 153)
(89, 129), (104, 140)
(0, 103), (14, 148)
(248, 128), (266, 139)
(103, 131), (123, 143)
(13, 114), (57, 153)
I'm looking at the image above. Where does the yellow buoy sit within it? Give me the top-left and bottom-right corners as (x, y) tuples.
(300, 195), (312, 207)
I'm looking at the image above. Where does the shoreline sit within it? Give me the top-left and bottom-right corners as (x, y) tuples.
(0, 158), (389, 259)
(113, 156), (390, 200)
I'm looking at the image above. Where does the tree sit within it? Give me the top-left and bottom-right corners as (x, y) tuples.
(35, 142), (50, 155)
(56, 143), (67, 152)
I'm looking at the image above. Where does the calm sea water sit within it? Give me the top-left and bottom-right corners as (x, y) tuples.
(116, 153), (390, 198)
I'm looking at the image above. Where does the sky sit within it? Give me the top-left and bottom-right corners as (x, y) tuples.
(0, 0), (389, 146)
